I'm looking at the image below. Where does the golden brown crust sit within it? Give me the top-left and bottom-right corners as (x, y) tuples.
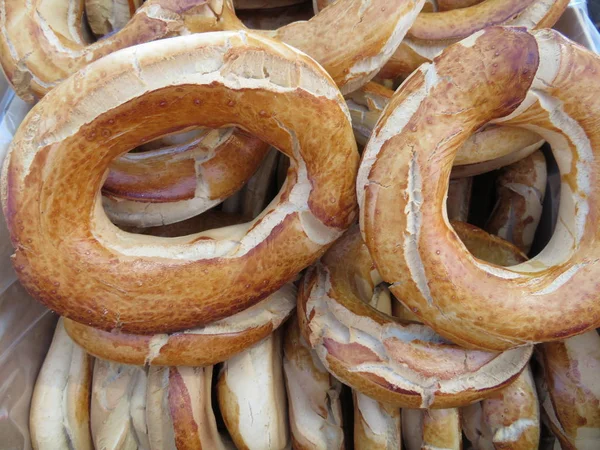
(3, 32), (358, 334)
(104, 130), (268, 203)
(463, 366), (540, 449)
(298, 226), (532, 409)
(403, 408), (462, 450)
(538, 331), (600, 448)
(346, 82), (544, 171)
(1, 0), (423, 100)
(103, 129), (270, 227)
(64, 284), (296, 366)
(358, 27), (600, 351)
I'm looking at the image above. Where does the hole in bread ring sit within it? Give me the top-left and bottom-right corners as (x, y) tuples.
(297, 225), (532, 409)
(358, 27), (600, 351)
(102, 128), (270, 227)
(2, 31), (359, 334)
(0, 0), (424, 100)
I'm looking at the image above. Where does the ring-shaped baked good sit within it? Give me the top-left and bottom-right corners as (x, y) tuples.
(64, 284), (296, 366)
(358, 27), (600, 351)
(298, 225), (532, 408)
(2, 31), (359, 334)
(0, 0), (424, 100)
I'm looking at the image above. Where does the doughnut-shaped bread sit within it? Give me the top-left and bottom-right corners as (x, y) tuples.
(298, 226), (532, 408)
(2, 31), (358, 334)
(380, 0), (569, 77)
(346, 82), (544, 175)
(30, 318), (93, 450)
(64, 284), (296, 366)
(86, 0), (142, 36)
(403, 408), (461, 450)
(218, 332), (289, 450)
(283, 316), (345, 450)
(103, 128), (269, 227)
(485, 151), (547, 254)
(358, 27), (600, 351)
(538, 330), (600, 449)
(462, 365), (540, 450)
(1, 0), (424, 100)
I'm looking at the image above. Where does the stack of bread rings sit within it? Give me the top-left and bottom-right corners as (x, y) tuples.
(1, 0), (600, 448)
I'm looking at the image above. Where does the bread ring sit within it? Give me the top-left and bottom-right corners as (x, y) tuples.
(91, 359), (149, 450)
(1, 0), (424, 100)
(217, 331), (289, 450)
(315, 1), (567, 78)
(485, 151), (547, 254)
(538, 330), (600, 448)
(86, 0), (142, 36)
(30, 318), (93, 450)
(2, 31), (359, 333)
(380, 0), (569, 77)
(283, 315), (345, 450)
(146, 365), (232, 449)
(103, 128), (270, 227)
(64, 284), (296, 366)
(298, 225), (532, 408)
(346, 82), (545, 176)
(358, 27), (600, 351)
(462, 365), (540, 450)
(353, 392), (401, 450)
(403, 408), (461, 450)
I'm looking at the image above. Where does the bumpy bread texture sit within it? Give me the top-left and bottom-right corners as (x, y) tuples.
(538, 331), (600, 449)
(218, 332), (289, 450)
(65, 284), (296, 366)
(463, 366), (540, 450)
(2, 31), (359, 334)
(30, 318), (93, 450)
(485, 151), (547, 254)
(103, 128), (269, 227)
(346, 82), (544, 175)
(283, 316), (345, 450)
(403, 408), (461, 450)
(358, 27), (600, 351)
(1, 0), (424, 100)
(298, 225), (532, 409)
